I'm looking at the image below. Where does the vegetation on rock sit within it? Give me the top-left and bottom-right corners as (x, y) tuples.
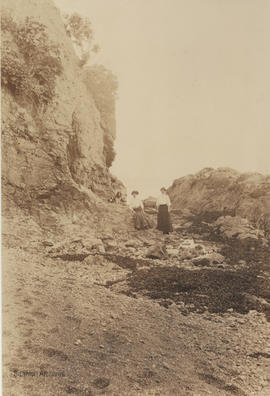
(1, 11), (63, 107)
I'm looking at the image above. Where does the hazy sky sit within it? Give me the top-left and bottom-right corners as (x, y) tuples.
(55, 0), (270, 198)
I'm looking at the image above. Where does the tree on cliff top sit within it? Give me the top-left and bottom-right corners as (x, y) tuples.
(63, 12), (118, 168)
(63, 13), (99, 67)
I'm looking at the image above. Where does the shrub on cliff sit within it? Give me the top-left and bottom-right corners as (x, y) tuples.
(1, 12), (63, 107)
(83, 65), (118, 167)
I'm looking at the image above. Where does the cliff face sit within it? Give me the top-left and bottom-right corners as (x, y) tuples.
(1, 0), (125, 227)
(168, 168), (270, 230)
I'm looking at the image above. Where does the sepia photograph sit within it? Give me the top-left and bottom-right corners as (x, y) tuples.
(1, 0), (270, 395)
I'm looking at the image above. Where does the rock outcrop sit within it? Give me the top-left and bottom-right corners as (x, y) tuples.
(143, 197), (157, 208)
(1, 0), (125, 228)
(168, 168), (270, 237)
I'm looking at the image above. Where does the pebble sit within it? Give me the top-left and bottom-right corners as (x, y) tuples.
(42, 241), (54, 247)
(92, 377), (110, 389)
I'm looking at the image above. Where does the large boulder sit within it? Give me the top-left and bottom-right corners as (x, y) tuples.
(143, 197), (157, 208)
(168, 167), (270, 237)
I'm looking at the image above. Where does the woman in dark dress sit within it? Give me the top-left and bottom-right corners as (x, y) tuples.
(156, 187), (173, 234)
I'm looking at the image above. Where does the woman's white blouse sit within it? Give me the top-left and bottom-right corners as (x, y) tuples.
(129, 196), (144, 209)
(156, 194), (171, 207)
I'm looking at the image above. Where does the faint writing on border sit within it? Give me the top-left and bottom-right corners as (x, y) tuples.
(12, 369), (65, 377)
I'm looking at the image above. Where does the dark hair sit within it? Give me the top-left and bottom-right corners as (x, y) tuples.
(160, 187), (167, 193)
(131, 190), (139, 195)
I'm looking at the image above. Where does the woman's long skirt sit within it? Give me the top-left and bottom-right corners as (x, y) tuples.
(157, 204), (173, 234)
(133, 207), (149, 230)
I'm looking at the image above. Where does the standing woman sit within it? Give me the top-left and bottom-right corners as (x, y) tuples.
(156, 187), (173, 234)
(129, 191), (149, 230)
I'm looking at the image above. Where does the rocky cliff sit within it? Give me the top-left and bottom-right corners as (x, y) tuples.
(1, 0), (125, 229)
(168, 168), (270, 235)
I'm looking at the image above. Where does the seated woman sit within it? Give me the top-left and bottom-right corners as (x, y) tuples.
(129, 191), (149, 230)
(156, 187), (173, 234)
